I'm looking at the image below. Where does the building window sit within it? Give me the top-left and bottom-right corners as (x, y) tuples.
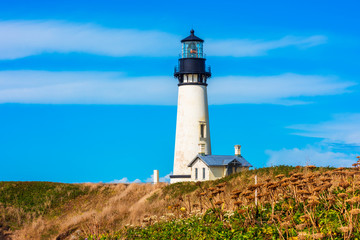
(195, 168), (198, 180)
(203, 168), (205, 179)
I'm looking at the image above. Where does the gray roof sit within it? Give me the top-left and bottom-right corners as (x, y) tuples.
(188, 155), (252, 168)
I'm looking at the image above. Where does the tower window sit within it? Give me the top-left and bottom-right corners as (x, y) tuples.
(195, 168), (198, 180)
(200, 122), (206, 139)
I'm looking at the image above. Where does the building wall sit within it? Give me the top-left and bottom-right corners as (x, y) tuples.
(173, 159), (251, 183)
(172, 84), (211, 183)
(209, 166), (225, 180)
(190, 158), (209, 181)
(170, 177), (192, 184)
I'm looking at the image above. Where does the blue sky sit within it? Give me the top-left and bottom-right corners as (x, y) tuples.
(0, 0), (359, 183)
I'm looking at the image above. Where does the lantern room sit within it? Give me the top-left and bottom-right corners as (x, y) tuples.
(174, 30), (211, 85)
(181, 29), (204, 58)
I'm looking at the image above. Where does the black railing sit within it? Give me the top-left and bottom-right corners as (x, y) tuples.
(178, 53), (207, 59)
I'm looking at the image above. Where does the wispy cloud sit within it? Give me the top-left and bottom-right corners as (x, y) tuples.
(0, 20), (179, 60)
(0, 71), (354, 105)
(266, 145), (358, 167)
(108, 177), (142, 184)
(289, 114), (360, 147)
(209, 73), (355, 105)
(110, 172), (171, 184)
(0, 71), (177, 105)
(207, 35), (327, 57)
(267, 114), (360, 167)
(145, 172), (172, 183)
(0, 20), (326, 59)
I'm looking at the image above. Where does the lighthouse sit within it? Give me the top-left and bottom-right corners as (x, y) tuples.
(169, 30), (252, 184)
(170, 30), (212, 183)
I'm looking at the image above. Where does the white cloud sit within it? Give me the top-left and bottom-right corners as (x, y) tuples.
(160, 173), (171, 183)
(289, 114), (360, 146)
(145, 176), (152, 183)
(209, 73), (355, 105)
(0, 71), (354, 105)
(0, 71), (177, 105)
(108, 177), (129, 183)
(145, 172), (172, 183)
(207, 35), (327, 57)
(108, 177), (142, 184)
(267, 114), (360, 167)
(0, 20), (179, 59)
(266, 145), (358, 167)
(0, 20), (326, 59)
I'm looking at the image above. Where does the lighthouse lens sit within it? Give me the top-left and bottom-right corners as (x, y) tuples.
(183, 41), (203, 58)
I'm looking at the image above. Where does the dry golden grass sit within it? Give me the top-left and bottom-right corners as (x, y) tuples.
(4, 182), (167, 239)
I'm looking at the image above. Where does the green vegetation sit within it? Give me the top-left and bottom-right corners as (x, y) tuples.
(86, 210), (273, 239)
(161, 181), (200, 198)
(0, 181), (88, 213)
(86, 206), (360, 240)
(146, 193), (159, 203)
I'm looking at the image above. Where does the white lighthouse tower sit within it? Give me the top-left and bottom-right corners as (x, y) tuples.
(170, 30), (212, 183)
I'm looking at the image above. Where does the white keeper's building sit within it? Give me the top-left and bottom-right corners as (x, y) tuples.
(170, 30), (252, 184)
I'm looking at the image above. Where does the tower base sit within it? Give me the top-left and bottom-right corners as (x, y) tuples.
(169, 174), (191, 184)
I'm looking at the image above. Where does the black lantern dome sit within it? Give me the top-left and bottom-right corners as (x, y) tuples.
(174, 30), (211, 86)
(181, 29), (204, 43)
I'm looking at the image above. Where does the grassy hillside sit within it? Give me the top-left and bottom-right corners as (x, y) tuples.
(88, 162), (360, 239)
(0, 182), (89, 228)
(1, 160), (360, 239)
(0, 181), (166, 239)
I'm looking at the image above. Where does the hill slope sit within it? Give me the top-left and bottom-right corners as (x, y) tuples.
(1, 164), (360, 239)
